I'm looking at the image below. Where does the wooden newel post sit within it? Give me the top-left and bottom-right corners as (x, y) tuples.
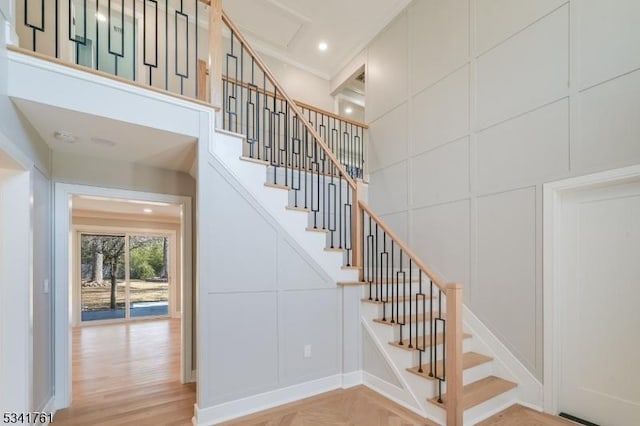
(208, 0), (223, 126)
(445, 283), (463, 426)
(352, 181), (364, 281)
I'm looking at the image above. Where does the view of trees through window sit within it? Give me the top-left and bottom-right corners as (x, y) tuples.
(80, 234), (170, 321)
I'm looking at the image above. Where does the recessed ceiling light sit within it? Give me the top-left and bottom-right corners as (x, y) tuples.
(54, 131), (77, 143)
(143, 208), (153, 214)
(96, 13), (107, 22)
(91, 137), (117, 147)
(345, 107), (353, 114)
(318, 41), (328, 51)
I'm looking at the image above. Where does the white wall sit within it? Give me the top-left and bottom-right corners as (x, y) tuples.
(359, 0), (640, 381)
(0, 9), (55, 414)
(32, 168), (53, 412)
(0, 165), (32, 414)
(261, 54), (334, 111)
(220, 34), (334, 112)
(52, 152), (195, 197)
(196, 142), (356, 421)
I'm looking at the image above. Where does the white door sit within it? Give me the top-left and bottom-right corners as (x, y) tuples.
(558, 178), (640, 425)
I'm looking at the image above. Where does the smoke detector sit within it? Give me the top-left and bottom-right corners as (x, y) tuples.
(54, 131), (77, 143)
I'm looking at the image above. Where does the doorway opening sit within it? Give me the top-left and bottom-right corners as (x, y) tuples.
(543, 164), (640, 426)
(54, 184), (193, 410)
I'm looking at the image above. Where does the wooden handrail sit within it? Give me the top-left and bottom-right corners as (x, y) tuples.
(221, 11), (357, 190)
(296, 99), (368, 129)
(358, 200), (447, 291)
(445, 283), (464, 425)
(7, 45), (218, 111)
(222, 76), (368, 129)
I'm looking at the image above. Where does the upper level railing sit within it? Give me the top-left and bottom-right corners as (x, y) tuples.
(17, 0), (206, 100)
(220, 75), (367, 180)
(14, 0), (367, 179)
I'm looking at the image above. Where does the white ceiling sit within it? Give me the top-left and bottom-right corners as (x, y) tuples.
(12, 99), (197, 173)
(72, 195), (182, 219)
(222, 0), (411, 79)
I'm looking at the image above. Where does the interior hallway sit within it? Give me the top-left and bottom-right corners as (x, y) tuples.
(53, 319), (195, 426)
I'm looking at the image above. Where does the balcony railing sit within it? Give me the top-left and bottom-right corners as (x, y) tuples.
(14, 0), (367, 179)
(17, 0), (206, 99)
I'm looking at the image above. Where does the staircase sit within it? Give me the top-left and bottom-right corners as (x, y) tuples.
(214, 11), (521, 425)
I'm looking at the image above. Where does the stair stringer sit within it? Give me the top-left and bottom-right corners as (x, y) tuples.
(361, 302), (447, 425)
(461, 305), (543, 420)
(362, 298), (533, 425)
(210, 128), (358, 283)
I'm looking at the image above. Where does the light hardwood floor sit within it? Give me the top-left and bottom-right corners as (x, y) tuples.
(51, 318), (574, 425)
(219, 386), (437, 426)
(53, 319), (195, 426)
(220, 386), (576, 426)
(478, 404), (577, 425)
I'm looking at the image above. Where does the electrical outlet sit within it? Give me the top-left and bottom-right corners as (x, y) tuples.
(304, 344), (312, 358)
(43, 279), (49, 294)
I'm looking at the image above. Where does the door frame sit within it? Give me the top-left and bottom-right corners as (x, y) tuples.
(53, 183), (193, 410)
(542, 163), (640, 414)
(72, 227), (178, 325)
(0, 149), (32, 414)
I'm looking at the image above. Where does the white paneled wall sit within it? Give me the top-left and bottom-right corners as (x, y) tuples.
(198, 151), (348, 411)
(360, 0), (640, 380)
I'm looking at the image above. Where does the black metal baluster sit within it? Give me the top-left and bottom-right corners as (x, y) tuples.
(143, 0), (159, 85)
(174, 0), (190, 95)
(391, 240), (395, 324)
(132, 0), (136, 80)
(429, 280), (435, 377)
(95, 0), (99, 70)
(408, 259), (413, 348)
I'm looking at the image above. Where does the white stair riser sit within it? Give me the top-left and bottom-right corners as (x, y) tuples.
(403, 360), (494, 399)
(464, 388), (518, 425)
(382, 336), (475, 369)
(369, 299), (443, 318)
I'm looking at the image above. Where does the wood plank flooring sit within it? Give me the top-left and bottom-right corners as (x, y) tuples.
(219, 386), (437, 426)
(50, 318), (574, 426)
(479, 404), (578, 425)
(52, 319), (195, 426)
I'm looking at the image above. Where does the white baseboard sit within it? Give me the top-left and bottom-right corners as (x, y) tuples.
(40, 396), (57, 426)
(194, 373), (362, 426)
(362, 372), (429, 419)
(185, 369), (197, 384)
(342, 371), (363, 388)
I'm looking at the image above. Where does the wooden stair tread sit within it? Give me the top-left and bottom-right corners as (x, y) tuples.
(430, 376), (517, 410)
(286, 205), (310, 212)
(239, 156), (270, 166)
(361, 295), (434, 304)
(324, 247), (347, 252)
(341, 266), (360, 270)
(389, 332), (472, 351)
(407, 352), (492, 380)
(373, 312), (445, 326)
(264, 182), (291, 191)
(306, 227), (329, 233)
(339, 278), (429, 285)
